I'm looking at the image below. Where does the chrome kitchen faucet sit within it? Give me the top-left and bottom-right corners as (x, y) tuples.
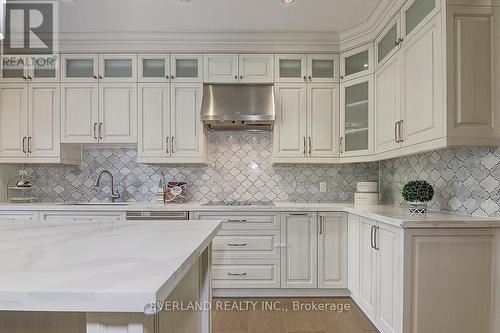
(94, 170), (121, 202)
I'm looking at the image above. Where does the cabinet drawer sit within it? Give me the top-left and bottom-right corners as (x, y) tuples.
(212, 260), (280, 289)
(0, 211), (36, 221)
(41, 211), (124, 222)
(213, 230), (280, 259)
(193, 212), (279, 230)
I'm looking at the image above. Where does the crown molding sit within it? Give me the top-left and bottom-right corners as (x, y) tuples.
(58, 31), (341, 53)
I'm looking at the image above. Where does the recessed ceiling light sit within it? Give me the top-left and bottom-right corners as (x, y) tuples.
(281, 0), (295, 4)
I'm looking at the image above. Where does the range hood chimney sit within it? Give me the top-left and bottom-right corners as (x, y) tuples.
(201, 84), (275, 131)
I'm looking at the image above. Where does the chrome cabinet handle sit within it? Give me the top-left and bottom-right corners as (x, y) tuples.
(27, 137), (32, 153)
(93, 123), (98, 140)
(319, 216), (324, 235)
(227, 243), (247, 247)
(22, 137), (27, 154)
(166, 137), (169, 154)
(227, 219), (248, 223)
(303, 137), (306, 155)
(308, 137), (312, 155)
(394, 122), (398, 143)
(398, 120), (404, 143)
(374, 226), (380, 251)
(340, 137), (344, 154)
(290, 213), (308, 216)
(98, 123), (103, 140)
(171, 136), (175, 154)
(370, 225), (375, 249)
(227, 272), (247, 276)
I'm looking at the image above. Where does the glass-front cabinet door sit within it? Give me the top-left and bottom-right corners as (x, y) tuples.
(0, 55), (29, 82)
(275, 54), (307, 83)
(99, 54), (137, 82)
(139, 54), (170, 82)
(62, 54), (99, 82)
(376, 17), (401, 67)
(171, 54), (203, 83)
(402, 0), (439, 39)
(340, 76), (373, 157)
(340, 44), (373, 81)
(30, 55), (59, 81)
(307, 54), (339, 82)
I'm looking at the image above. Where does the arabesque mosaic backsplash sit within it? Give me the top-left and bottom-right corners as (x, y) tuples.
(25, 132), (379, 203)
(379, 148), (500, 218)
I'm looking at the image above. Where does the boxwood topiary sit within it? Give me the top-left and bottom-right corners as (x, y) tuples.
(402, 180), (434, 203)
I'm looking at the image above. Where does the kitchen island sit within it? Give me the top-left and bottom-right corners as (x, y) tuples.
(0, 219), (222, 333)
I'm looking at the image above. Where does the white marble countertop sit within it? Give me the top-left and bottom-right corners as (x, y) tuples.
(0, 201), (499, 228)
(0, 219), (221, 313)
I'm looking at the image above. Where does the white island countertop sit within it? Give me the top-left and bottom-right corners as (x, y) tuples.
(0, 219), (221, 313)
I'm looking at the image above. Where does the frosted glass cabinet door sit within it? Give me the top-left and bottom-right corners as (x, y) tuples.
(340, 76), (373, 157)
(99, 55), (137, 82)
(275, 54), (307, 83)
(307, 54), (339, 82)
(402, 0), (438, 38)
(62, 54), (99, 82)
(0, 55), (29, 82)
(31, 55), (59, 82)
(340, 44), (373, 81)
(171, 54), (203, 82)
(138, 54), (170, 82)
(376, 17), (401, 67)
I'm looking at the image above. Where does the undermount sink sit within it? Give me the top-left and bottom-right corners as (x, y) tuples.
(60, 202), (130, 206)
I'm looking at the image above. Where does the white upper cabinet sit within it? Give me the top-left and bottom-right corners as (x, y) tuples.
(340, 44), (373, 81)
(98, 54), (137, 83)
(61, 83), (99, 144)
(0, 85), (28, 158)
(401, 0), (440, 40)
(273, 84), (307, 159)
(1, 55), (59, 83)
(62, 54), (99, 83)
(307, 54), (339, 83)
(375, 54), (401, 154)
(376, 17), (401, 68)
(275, 54), (307, 83)
(170, 83), (206, 161)
(307, 84), (339, 158)
(400, 15), (444, 147)
(138, 54), (170, 82)
(0, 55), (30, 82)
(341, 76), (373, 157)
(238, 54), (274, 83)
(204, 54), (239, 83)
(99, 83), (137, 143)
(171, 54), (203, 83)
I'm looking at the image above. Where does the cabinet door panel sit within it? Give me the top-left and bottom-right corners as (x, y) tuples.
(138, 84), (170, 160)
(307, 54), (339, 82)
(318, 213), (347, 289)
(239, 54), (274, 83)
(203, 54), (239, 83)
(402, 0), (439, 39)
(138, 54), (170, 82)
(281, 213), (318, 289)
(99, 54), (137, 83)
(401, 17), (443, 147)
(341, 44), (373, 81)
(272, 84), (307, 159)
(62, 54), (98, 83)
(275, 54), (307, 83)
(171, 54), (203, 83)
(347, 214), (361, 299)
(359, 218), (377, 319)
(0, 85), (28, 157)
(375, 54), (401, 154)
(61, 83), (99, 143)
(170, 83), (205, 159)
(376, 223), (401, 333)
(29, 84), (60, 158)
(376, 17), (401, 67)
(99, 83), (137, 143)
(0, 55), (28, 82)
(308, 84), (339, 158)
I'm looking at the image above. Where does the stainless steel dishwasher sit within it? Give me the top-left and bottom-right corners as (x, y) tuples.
(125, 211), (189, 221)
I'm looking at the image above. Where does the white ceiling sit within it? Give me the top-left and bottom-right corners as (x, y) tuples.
(59, 0), (382, 34)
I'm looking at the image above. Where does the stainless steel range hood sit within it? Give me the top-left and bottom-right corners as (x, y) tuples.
(201, 84), (275, 131)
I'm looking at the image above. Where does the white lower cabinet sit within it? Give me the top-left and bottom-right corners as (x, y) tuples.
(349, 214), (402, 333)
(280, 212), (318, 288)
(318, 212), (347, 288)
(40, 211), (124, 222)
(138, 82), (207, 164)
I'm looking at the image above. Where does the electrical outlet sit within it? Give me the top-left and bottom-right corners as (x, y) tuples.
(320, 182), (327, 192)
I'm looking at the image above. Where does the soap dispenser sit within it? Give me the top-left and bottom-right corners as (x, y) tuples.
(156, 172), (165, 202)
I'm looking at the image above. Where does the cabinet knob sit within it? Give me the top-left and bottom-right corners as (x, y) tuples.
(340, 76), (344, 80)
(22, 75), (27, 80)
(234, 75), (238, 80)
(98, 75), (103, 79)
(303, 76), (307, 81)
(240, 75), (243, 80)
(165, 75), (170, 79)
(171, 75), (175, 79)
(308, 75), (312, 81)
(93, 75), (98, 79)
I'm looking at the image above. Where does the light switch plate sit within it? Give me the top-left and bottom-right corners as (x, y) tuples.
(320, 182), (327, 192)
